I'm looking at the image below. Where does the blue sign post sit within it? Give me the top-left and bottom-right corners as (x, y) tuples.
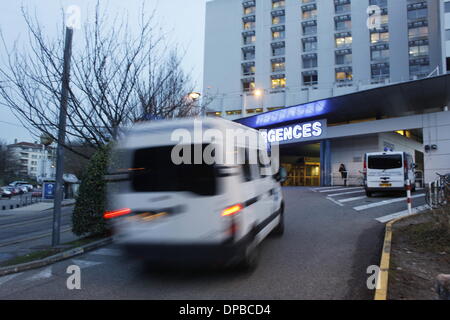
(43, 182), (56, 200)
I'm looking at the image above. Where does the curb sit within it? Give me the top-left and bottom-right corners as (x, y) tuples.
(0, 237), (113, 277)
(374, 212), (422, 300)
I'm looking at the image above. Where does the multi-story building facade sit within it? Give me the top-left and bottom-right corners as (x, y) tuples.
(7, 141), (56, 182)
(203, 0), (444, 120)
(441, 0), (450, 70)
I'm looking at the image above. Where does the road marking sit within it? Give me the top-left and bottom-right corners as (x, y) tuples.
(72, 259), (103, 269)
(29, 267), (52, 281)
(0, 273), (21, 286)
(339, 196), (367, 203)
(327, 190), (365, 197)
(353, 194), (425, 212)
(311, 187), (340, 191)
(319, 187), (363, 193)
(326, 197), (345, 207)
(90, 248), (121, 257)
(376, 205), (431, 223)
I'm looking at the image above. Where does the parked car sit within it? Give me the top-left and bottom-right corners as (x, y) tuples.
(105, 118), (286, 270)
(9, 181), (29, 187)
(364, 151), (416, 197)
(31, 188), (42, 198)
(1, 187), (12, 199)
(19, 186), (28, 193)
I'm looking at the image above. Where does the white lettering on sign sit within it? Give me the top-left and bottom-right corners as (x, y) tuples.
(262, 121), (325, 144)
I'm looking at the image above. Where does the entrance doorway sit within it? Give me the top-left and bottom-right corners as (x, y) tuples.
(280, 143), (321, 187)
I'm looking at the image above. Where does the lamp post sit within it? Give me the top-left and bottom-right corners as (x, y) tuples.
(187, 92), (202, 116)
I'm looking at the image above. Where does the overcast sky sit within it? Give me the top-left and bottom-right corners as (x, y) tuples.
(0, 0), (206, 144)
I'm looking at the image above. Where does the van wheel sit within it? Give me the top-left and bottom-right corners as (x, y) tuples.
(238, 235), (260, 272)
(271, 207), (284, 237)
(366, 190), (372, 197)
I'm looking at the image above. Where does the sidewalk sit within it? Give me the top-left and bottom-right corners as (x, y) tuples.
(0, 199), (75, 216)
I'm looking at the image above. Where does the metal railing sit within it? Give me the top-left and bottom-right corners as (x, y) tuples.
(0, 193), (43, 211)
(426, 173), (450, 209)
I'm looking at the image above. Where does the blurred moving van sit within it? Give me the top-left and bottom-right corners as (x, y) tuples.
(105, 118), (286, 270)
(364, 151), (416, 197)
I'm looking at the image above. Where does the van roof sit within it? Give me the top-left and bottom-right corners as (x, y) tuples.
(129, 117), (255, 134)
(366, 152), (405, 156)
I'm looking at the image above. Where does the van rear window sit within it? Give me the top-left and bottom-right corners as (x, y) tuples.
(131, 145), (217, 196)
(368, 155), (402, 170)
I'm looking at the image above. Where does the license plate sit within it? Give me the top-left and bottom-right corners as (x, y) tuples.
(380, 183), (392, 187)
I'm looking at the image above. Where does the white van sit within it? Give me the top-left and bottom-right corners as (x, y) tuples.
(105, 118), (286, 270)
(364, 151), (416, 197)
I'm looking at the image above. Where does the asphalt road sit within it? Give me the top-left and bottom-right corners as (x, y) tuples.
(0, 187), (388, 300)
(0, 206), (75, 262)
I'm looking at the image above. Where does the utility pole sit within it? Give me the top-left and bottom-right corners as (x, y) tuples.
(52, 27), (73, 247)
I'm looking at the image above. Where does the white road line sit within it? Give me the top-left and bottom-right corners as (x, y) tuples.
(327, 190), (365, 197)
(319, 187), (363, 193)
(326, 197), (345, 207)
(339, 196), (367, 203)
(90, 248), (121, 257)
(353, 194), (425, 212)
(310, 187), (340, 192)
(0, 273), (21, 286)
(376, 205), (431, 223)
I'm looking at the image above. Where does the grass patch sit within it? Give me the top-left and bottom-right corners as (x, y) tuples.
(0, 249), (63, 267)
(399, 221), (450, 254)
(0, 235), (107, 268)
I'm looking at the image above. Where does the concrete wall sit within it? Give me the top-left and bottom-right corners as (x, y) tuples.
(378, 132), (424, 161)
(422, 110), (450, 183)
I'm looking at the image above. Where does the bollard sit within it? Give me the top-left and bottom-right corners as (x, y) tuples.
(406, 179), (412, 214)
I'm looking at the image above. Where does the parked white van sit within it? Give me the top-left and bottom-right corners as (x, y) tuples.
(364, 151), (416, 197)
(105, 118), (286, 270)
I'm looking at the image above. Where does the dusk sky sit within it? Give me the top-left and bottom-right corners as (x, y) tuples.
(0, 0), (207, 144)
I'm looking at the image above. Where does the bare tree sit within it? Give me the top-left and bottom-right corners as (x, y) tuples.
(0, 140), (26, 184)
(0, 2), (208, 160)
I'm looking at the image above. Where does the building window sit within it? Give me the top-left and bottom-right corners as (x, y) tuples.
(302, 24), (317, 35)
(335, 34), (352, 48)
(302, 38), (317, 52)
(242, 64), (255, 76)
(407, 7), (427, 20)
(271, 78), (286, 89)
(272, 30), (285, 40)
(243, 6), (256, 15)
(371, 63), (390, 81)
(335, 1), (351, 14)
(272, 15), (285, 25)
(335, 18), (351, 31)
(243, 50), (255, 60)
(336, 70), (353, 81)
(302, 8), (317, 20)
(408, 26), (428, 39)
(226, 110), (243, 116)
(370, 31), (389, 44)
(243, 34), (256, 45)
(272, 61), (286, 72)
(335, 52), (352, 65)
(302, 55), (317, 68)
(371, 47), (389, 61)
(242, 81), (255, 92)
(272, 0), (285, 9)
(243, 21), (255, 30)
(409, 44), (429, 57)
(272, 46), (285, 56)
(303, 73), (318, 86)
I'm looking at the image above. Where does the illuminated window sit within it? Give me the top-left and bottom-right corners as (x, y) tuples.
(272, 61), (285, 72)
(272, 15), (285, 25)
(336, 70), (353, 81)
(271, 78), (286, 89)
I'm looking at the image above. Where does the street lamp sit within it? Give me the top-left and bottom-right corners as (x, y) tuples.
(188, 92), (201, 101)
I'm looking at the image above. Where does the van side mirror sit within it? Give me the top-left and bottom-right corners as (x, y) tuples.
(275, 167), (287, 183)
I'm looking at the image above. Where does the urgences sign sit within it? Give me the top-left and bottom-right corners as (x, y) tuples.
(260, 119), (327, 145)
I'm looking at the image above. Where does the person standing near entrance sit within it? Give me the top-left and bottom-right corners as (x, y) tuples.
(339, 164), (348, 187)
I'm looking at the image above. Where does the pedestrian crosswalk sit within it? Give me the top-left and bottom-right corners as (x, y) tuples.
(310, 186), (430, 223)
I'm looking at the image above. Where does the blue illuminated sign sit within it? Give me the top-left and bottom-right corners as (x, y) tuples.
(260, 119), (327, 145)
(43, 182), (56, 200)
(236, 100), (329, 128)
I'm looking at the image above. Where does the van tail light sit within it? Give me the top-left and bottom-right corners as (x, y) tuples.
(104, 208), (132, 220)
(221, 204), (243, 217)
(363, 157), (367, 176)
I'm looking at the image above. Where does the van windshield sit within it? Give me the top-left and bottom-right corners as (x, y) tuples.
(368, 155), (402, 170)
(131, 145), (217, 196)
